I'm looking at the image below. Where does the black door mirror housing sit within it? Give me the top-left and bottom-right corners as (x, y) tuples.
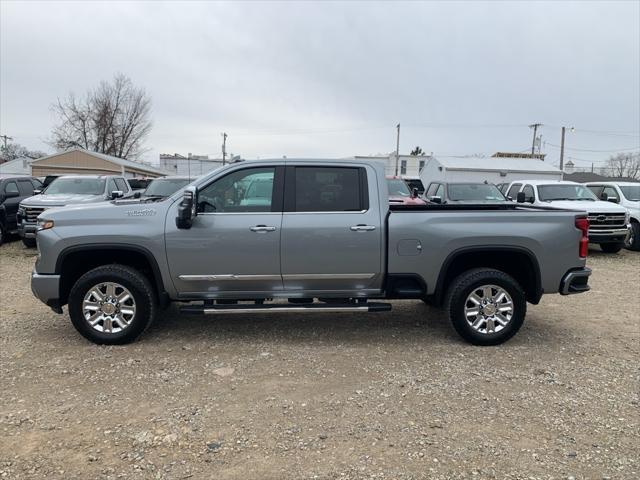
(33, 189), (42, 195)
(429, 195), (442, 204)
(516, 192), (526, 203)
(110, 190), (124, 200)
(176, 186), (197, 229)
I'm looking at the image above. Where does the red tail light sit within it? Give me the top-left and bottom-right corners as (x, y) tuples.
(575, 216), (589, 258)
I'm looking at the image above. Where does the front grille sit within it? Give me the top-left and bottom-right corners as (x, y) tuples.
(24, 206), (48, 223)
(587, 212), (626, 231)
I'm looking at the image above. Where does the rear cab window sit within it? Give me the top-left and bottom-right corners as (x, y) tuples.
(286, 166), (368, 212)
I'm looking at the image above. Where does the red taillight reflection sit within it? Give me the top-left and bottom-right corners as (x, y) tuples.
(575, 217), (589, 258)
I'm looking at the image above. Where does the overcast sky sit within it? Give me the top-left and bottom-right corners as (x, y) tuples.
(1, 0), (639, 169)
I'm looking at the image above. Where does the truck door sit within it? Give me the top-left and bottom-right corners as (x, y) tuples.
(165, 166), (284, 297)
(280, 165), (383, 294)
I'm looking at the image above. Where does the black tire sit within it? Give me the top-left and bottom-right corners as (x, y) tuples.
(627, 222), (640, 251)
(22, 237), (36, 248)
(600, 243), (623, 254)
(68, 264), (156, 345)
(0, 223), (5, 246)
(446, 268), (526, 346)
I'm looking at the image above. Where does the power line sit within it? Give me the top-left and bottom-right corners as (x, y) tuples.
(545, 142), (640, 153)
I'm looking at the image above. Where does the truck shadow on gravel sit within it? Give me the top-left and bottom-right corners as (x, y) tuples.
(135, 302), (566, 348)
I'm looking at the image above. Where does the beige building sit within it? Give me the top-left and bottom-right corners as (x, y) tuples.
(30, 148), (168, 178)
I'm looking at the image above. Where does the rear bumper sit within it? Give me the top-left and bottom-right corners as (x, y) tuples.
(588, 225), (631, 244)
(31, 270), (63, 312)
(559, 267), (592, 295)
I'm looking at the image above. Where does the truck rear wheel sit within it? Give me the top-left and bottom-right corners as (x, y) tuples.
(68, 264), (156, 345)
(446, 268), (526, 346)
(600, 243), (623, 254)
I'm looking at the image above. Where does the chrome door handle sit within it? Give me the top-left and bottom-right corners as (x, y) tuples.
(250, 225), (276, 233)
(350, 224), (376, 232)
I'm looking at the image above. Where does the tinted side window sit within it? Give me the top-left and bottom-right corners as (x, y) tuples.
(522, 184), (535, 202)
(4, 181), (18, 195)
(115, 178), (129, 192)
(435, 184), (444, 198)
(198, 167), (276, 213)
(106, 179), (117, 194)
(31, 178), (43, 189)
(426, 183), (438, 197)
(506, 183), (522, 198)
(602, 186), (618, 201)
(293, 167), (364, 212)
(17, 180), (35, 196)
(586, 185), (602, 197)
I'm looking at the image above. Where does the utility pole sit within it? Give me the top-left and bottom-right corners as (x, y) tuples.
(222, 133), (228, 166)
(394, 124), (400, 176)
(528, 123), (542, 156)
(559, 126), (566, 171)
(0, 134), (13, 150)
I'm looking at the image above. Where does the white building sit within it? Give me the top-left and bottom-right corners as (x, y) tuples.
(419, 153), (562, 185)
(160, 153), (238, 178)
(0, 157), (34, 176)
(354, 154), (433, 178)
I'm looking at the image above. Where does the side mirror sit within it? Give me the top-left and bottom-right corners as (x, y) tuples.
(607, 196), (619, 203)
(600, 192), (608, 201)
(134, 191), (141, 198)
(516, 192), (526, 203)
(3, 191), (19, 198)
(429, 195), (442, 204)
(176, 186), (197, 229)
(33, 189), (42, 195)
(411, 188), (419, 199)
(110, 190), (124, 200)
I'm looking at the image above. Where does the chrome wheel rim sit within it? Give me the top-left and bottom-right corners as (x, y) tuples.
(464, 284), (514, 334)
(82, 282), (136, 333)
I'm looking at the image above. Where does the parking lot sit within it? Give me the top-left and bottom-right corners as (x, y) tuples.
(0, 240), (638, 480)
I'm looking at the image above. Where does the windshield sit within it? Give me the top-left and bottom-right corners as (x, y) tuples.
(387, 179), (411, 196)
(143, 178), (191, 197)
(45, 177), (105, 195)
(538, 184), (598, 202)
(620, 185), (640, 201)
(447, 184), (506, 201)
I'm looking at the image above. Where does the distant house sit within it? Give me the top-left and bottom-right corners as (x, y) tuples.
(160, 153), (230, 178)
(354, 154), (433, 178)
(0, 157), (34, 176)
(419, 153), (562, 185)
(29, 148), (168, 178)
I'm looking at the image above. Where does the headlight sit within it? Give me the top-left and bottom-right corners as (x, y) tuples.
(37, 219), (55, 231)
(18, 205), (26, 216)
(625, 209), (631, 224)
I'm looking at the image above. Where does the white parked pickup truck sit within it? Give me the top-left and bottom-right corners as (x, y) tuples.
(505, 180), (631, 253)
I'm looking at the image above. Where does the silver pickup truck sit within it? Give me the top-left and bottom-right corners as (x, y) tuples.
(31, 159), (592, 346)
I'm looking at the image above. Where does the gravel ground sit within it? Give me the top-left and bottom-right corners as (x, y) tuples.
(0, 239), (638, 480)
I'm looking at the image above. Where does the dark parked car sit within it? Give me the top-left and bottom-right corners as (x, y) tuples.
(0, 175), (42, 245)
(424, 182), (509, 204)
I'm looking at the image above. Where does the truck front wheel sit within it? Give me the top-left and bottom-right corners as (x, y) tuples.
(68, 265), (156, 345)
(22, 237), (36, 248)
(446, 268), (526, 346)
(628, 222), (640, 251)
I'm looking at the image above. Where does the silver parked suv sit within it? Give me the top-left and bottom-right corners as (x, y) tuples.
(18, 175), (132, 247)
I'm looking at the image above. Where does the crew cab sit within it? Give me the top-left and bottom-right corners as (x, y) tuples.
(18, 175), (132, 247)
(585, 182), (640, 251)
(505, 180), (631, 253)
(31, 160), (591, 346)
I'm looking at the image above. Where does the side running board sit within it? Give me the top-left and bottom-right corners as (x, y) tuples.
(180, 302), (392, 315)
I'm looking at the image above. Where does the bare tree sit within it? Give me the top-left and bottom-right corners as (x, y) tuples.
(0, 141), (47, 161)
(606, 152), (640, 179)
(51, 74), (152, 159)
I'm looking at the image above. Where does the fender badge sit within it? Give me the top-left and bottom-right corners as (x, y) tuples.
(126, 209), (157, 217)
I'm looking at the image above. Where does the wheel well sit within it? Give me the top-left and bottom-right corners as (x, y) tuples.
(435, 249), (541, 305)
(58, 248), (163, 306)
